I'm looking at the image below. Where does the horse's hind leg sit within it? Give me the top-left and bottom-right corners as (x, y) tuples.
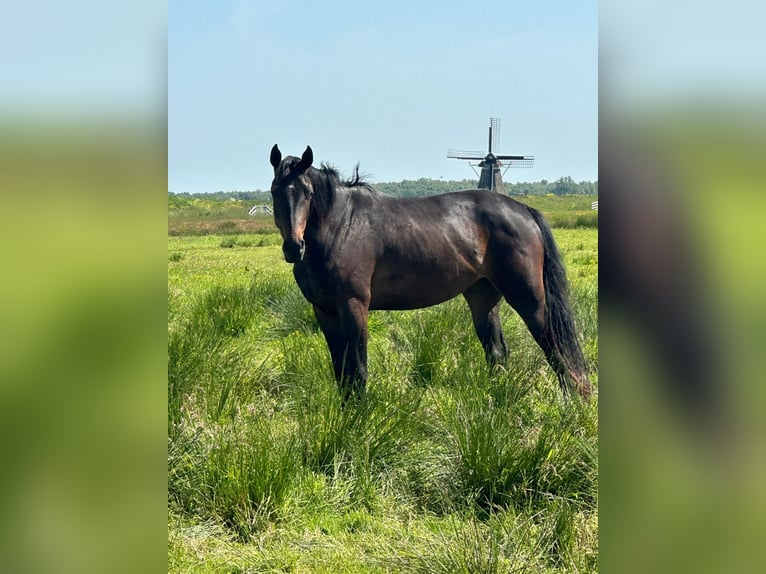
(496, 255), (590, 397)
(463, 279), (508, 367)
(499, 274), (566, 390)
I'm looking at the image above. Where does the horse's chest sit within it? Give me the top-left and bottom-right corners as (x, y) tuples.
(292, 264), (332, 308)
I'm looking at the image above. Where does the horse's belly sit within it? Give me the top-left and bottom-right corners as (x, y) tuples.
(369, 264), (478, 310)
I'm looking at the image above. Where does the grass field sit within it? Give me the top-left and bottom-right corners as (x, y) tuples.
(168, 207), (598, 572)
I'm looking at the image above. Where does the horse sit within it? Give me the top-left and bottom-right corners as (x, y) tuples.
(269, 144), (592, 400)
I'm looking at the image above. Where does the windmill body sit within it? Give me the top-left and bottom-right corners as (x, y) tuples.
(447, 118), (533, 193)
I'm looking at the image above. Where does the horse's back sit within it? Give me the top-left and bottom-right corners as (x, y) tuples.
(364, 190), (541, 310)
(373, 189), (533, 228)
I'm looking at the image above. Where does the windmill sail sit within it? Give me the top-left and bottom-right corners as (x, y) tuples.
(446, 149), (485, 160)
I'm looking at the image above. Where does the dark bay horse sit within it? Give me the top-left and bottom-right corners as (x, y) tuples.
(269, 145), (592, 399)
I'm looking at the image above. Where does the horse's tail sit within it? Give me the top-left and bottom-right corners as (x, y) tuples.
(526, 206), (591, 396)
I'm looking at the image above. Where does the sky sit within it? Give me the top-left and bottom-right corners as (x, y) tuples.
(168, 0), (598, 194)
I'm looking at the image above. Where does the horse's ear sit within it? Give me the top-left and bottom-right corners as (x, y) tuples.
(295, 146), (313, 173)
(270, 144), (282, 169)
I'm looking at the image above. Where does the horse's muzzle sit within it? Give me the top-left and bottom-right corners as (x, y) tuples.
(282, 239), (306, 263)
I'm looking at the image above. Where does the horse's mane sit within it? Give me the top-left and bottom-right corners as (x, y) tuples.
(318, 162), (371, 189)
(303, 162), (372, 220)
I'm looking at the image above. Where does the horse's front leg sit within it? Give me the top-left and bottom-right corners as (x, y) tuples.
(313, 304), (346, 383)
(338, 297), (370, 400)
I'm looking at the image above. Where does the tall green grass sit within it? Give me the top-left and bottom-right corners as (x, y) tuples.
(167, 231), (598, 572)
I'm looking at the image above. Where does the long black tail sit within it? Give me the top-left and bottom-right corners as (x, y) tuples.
(526, 206), (590, 394)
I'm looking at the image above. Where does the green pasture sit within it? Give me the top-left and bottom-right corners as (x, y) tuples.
(168, 215), (598, 573)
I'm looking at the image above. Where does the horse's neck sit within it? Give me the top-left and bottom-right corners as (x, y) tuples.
(307, 184), (353, 244)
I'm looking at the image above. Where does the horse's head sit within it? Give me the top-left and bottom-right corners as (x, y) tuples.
(269, 144), (314, 263)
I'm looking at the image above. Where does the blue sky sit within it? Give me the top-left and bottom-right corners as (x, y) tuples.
(169, 0), (597, 193)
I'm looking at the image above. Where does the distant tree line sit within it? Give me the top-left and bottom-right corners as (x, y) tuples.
(170, 190), (272, 203)
(169, 176), (596, 202)
(376, 176), (597, 197)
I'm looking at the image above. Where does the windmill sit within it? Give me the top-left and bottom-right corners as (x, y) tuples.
(447, 117), (534, 193)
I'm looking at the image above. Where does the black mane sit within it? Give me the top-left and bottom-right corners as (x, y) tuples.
(302, 162), (372, 220)
(319, 162), (371, 189)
